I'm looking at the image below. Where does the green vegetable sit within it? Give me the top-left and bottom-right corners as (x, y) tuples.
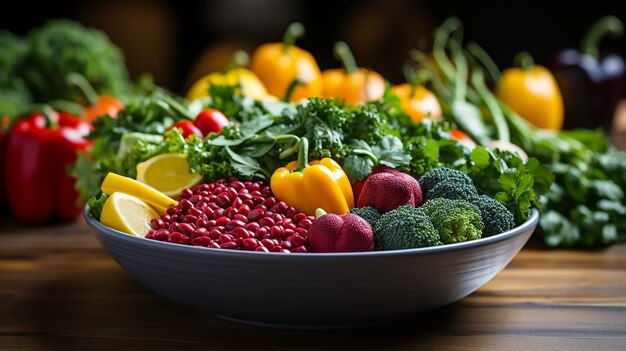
(471, 195), (515, 237)
(349, 207), (382, 228)
(374, 205), (442, 249)
(87, 192), (109, 220)
(0, 31), (31, 117)
(418, 167), (473, 194)
(19, 19), (130, 102)
(427, 180), (478, 202)
(421, 198), (483, 244)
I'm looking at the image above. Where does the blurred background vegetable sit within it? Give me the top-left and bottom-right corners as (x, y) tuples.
(551, 16), (624, 130)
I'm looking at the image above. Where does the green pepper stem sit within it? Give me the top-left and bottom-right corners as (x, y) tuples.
(315, 208), (327, 218)
(283, 22), (305, 54)
(283, 78), (304, 101)
(224, 50), (250, 72)
(514, 52), (535, 71)
(334, 41), (358, 74)
(66, 72), (98, 105)
(581, 16), (624, 59)
(42, 105), (57, 129)
(295, 137), (309, 171)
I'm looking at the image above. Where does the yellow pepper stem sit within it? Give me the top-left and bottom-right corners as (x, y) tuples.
(224, 50), (250, 73)
(283, 78), (305, 101)
(334, 41), (358, 74)
(283, 22), (305, 54)
(513, 51), (534, 71)
(294, 137), (309, 172)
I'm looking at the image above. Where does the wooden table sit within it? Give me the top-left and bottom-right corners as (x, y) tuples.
(1, 217), (625, 350)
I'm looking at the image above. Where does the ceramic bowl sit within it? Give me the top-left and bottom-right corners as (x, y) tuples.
(84, 207), (539, 329)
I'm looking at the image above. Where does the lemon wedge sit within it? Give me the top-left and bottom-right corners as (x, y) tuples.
(100, 192), (159, 237)
(136, 153), (203, 198)
(101, 172), (178, 215)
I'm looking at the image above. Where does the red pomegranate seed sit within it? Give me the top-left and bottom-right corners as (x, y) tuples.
(233, 214), (248, 223)
(189, 195), (202, 204)
(286, 207), (297, 218)
(209, 229), (222, 239)
(294, 246), (308, 253)
(245, 222), (260, 232)
(243, 238), (259, 250)
(231, 181), (245, 190)
(226, 219), (246, 230)
(146, 230), (156, 239)
(280, 241), (293, 250)
(215, 216), (229, 226)
(180, 199), (193, 210)
(264, 197), (276, 207)
(220, 241), (238, 249)
(183, 215), (197, 223)
(209, 242), (221, 249)
(169, 222), (181, 233)
(247, 208), (266, 222)
(270, 226), (283, 239)
(243, 199), (254, 207)
(193, 227), (209, 238)
(231, 197), (243, 209)
(181, 188), (193, 198)
(232, 227), (250, 239)
(192, 236), (212, 246)
(238, 193), (252, 201)
(258, 217), (274, 227)
(188, 207), (202, 217)
(238, 204), (251, 216)
(298, 219), (312, 229)
(225, 207), (238, 218)
(219, 234), (234, 244)
(255, 246), (269, 252)
(179, 223), (196, 235)
(216, 193), (231, 207)
(256, 227), (268, 238)
(169, 232), (190, 244)
(290, 234), (305, 246)
(212, 208), (225, 219)
(283, 228), (295, 238)
(291, 213), (306, 223)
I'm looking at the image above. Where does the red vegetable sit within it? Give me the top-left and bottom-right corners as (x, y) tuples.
(308, 209), (374, 253)
(0, 121), (7, 210)
(449, 129), (476, 148)
(167, 121), (203, 139)
(352, 166), (399, 204)
(357, 169), (423, 213)
(4, 108), (92, 223)
(193, 109), (229, 136)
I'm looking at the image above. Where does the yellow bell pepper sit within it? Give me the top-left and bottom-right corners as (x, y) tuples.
(187, 51), (271, 101)
(322, 41), (385, 105)
(496, 52), (564, 131)
(270, 137), (354, 216)
(250, 22), (323, 102)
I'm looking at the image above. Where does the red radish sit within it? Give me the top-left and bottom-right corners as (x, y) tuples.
(308, 209), (374, 253)
(358, 169), (423, 213)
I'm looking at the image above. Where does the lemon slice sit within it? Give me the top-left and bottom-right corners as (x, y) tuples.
(100, 192), (159, 237)
(136, 153), (203, 198)
(101, 172), (178, 215)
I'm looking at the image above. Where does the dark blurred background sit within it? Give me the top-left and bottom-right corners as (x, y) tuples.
(2, 0), (625, 94)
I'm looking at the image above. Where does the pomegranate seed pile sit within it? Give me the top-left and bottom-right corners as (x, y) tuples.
(145, 178), (314, 253)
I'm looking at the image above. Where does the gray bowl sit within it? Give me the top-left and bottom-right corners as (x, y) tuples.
(84, 207), (539, 329)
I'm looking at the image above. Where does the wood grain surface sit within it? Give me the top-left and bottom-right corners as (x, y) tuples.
(1, 216), (625, 351)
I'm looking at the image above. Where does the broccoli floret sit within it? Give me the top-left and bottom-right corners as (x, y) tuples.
(374, 205), (442, 250)
(472, 195), (515, 237)
(349, 207), (382, 228)
(426, 179), (478, 202)
(419, 167), (473, 194)
(421, 198), (483, 244)
(20, 20), (130, 102)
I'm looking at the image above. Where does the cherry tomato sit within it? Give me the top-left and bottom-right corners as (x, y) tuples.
(167, 121), (203, 139)
(193, 109), (229, 136)
(449, 129), (476, 148)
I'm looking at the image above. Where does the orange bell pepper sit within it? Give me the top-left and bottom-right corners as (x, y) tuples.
(391, 67), (441, 123)
(322, 41), (385, 105)
(250, 23), (322, 102)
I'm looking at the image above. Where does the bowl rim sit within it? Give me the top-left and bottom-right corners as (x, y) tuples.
(84, 206), (539, 258)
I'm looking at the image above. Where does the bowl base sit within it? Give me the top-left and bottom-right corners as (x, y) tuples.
(214, 314), (404, 330)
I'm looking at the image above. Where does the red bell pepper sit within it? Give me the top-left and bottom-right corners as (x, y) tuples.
(0, 124), (6, 210)
(4, 109), (92, 223)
